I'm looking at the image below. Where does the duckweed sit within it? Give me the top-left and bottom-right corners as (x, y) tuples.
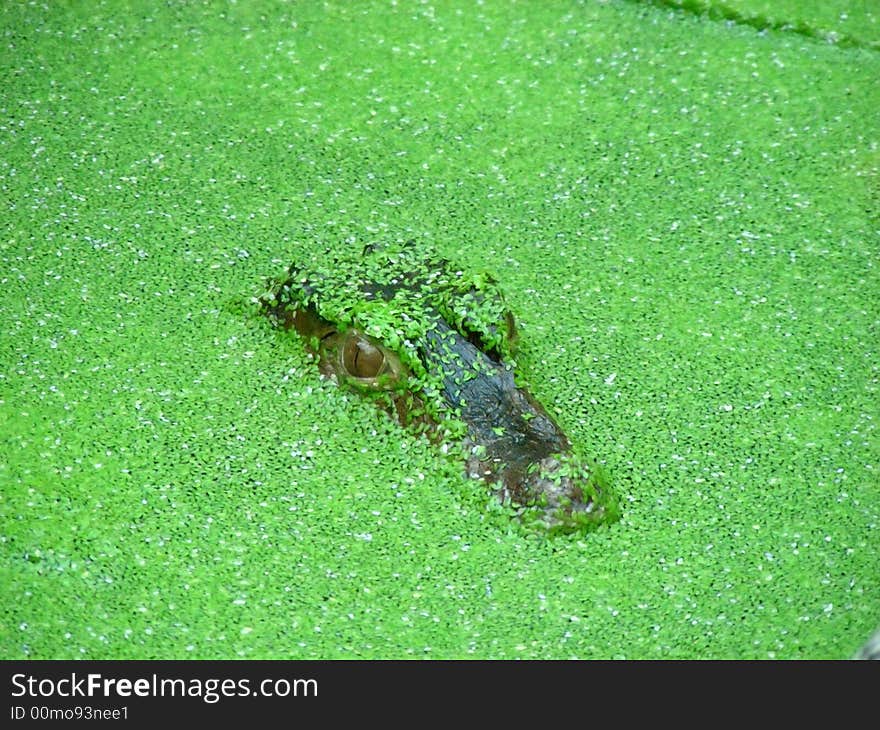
(1, 0), (877, 659)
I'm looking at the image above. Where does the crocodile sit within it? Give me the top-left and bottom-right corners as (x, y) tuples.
(260, 241), (619, 535)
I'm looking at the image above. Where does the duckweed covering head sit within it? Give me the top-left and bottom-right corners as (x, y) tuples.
(261, 240), (519, 430)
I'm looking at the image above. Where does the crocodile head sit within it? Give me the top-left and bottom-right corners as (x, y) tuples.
(260, 241), (619, 535)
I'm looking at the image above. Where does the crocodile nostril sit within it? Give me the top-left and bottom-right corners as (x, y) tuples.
(342, 335), (385, 378)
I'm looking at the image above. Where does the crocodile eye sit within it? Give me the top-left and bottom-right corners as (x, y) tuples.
(342, 335), (386, 378)
(334, 330), (405, 388)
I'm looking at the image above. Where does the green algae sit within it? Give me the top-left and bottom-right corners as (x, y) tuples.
(1, 0), (878, 659)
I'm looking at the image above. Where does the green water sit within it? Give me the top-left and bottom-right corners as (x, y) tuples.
(1, 0), (878, 659)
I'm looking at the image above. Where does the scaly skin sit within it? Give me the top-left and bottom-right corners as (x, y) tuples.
(260, 241), (619, 535)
